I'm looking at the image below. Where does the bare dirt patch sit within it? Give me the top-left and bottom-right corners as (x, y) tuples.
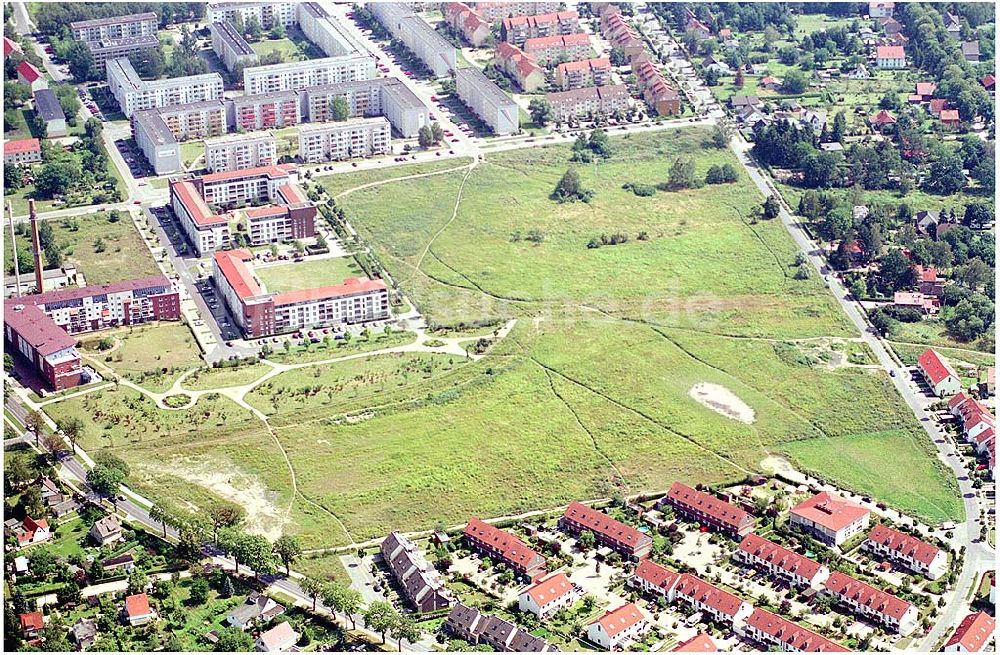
(141, 458), (287, 540)
(689, 383), (756, 424)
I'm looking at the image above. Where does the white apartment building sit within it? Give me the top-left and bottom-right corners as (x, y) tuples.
(132, 101), (227, 174)
(206, 1), (297, 28)
(132, 110), (181, 175)
(170, 180), (231, 255)
(199, 165), (295, 206)
(298, 118), (391, 163)
(87, 35), (161, 72)
(70, 12), (158, 42)
(242, 55), (376, 95)
(205, 132), (277, 173)
(297, 2), (368, 57)
(107, 58), (224, 117)
(455, 66), (519, 135)
(210, 21), (259, 72)
(371, 3), (456, 77)
(302, 78), (427, 137)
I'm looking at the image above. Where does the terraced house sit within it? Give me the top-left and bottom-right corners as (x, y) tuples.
(586, 603), (649, 651)
(740, 608), (849, 652)
(735, 533), (830, 589)
(463, 518), (547, 581)
(501, 10), (581, 46)
(523, 33), (592, 66)
(673, 573), (754, 626)
(628, 559), (682, 600)
(555, 57), (613, 90)
(560, 501), (653, 559)
(823, 571), (917, 636)
(864, 525), (948, 580)
(660, 482), (755, 537)
(380, 532), (453, 613)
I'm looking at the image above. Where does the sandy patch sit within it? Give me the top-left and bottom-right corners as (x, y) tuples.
(140, 458), (287, 540)
(689, 383), (755, 424)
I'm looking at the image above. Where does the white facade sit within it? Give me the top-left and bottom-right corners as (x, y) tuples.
(298, 118), (391, 163)
(243, 55), (376, 95)
(863, 539), (947, 580)
(455, 67), (519, 135)
(210, 21), (259, 72)
(132, 111), (181, 175)
(297, 2), (367, 57)
(371, 3), (456, 77)
(107, 58), (224, 117)
(205, 132), (278, 172)
(274, 287), (389, 332)
(207, 2), (298, 29)
(71, 12), (158, 42)
(586, 614), (648, 651)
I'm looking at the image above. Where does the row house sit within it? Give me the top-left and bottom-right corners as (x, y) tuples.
(545, 84), (630, 121)
(586, 603), (649, 651)
(823, 571), (917, 636)
(444, 3), (491, 47)
(628, 559), (682, 601)
(555, 57), (612, 90)
(789, 492), (871, 546)
(659, 482), (755, 537)
(230, 91), (302, 131)
(523, 33), (592, 66)
(445, 603), (558, 652)
(463, 518), (548, 581)
(741, 608), (849, 652)
(735, 533), (830, 589)
(672, 633), (718, 652)
(917, 348), (963, 397)
(863, 524), (948, 580)
(893, 291), (940, 315)
(560, 501), (652, 559)
(517, 572), (580, 619)
(380, 532), (454, 613)
(494, 42), (545, 92)
(632, 58), (681, 116)
(475, 2), (561, 23)
(502, 10), (581, 46)
(673, 573), (754, 626)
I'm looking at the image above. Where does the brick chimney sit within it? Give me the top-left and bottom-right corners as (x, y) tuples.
(29, 199), (43, 294)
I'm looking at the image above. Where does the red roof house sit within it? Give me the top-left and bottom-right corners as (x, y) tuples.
(464, 518), (547, 581)
(629, 559), (683, 599)
(736, 533), (830, 588)
(16, 61), (45, 89)
(917, 349), (962, 397)
(672, 633), (718, 652)
(661, 482), (755, 537)
(944, 612), (996, 652)
(823, 571), (917, 635)
(518, 572), (579, 619)
(789, 492), (871, 546)
(929, 98), (949, 116)
(864, 524), (947, 580)
(744, 608), (849, 652)
(871, 109), (897, 126)
(586, 603), (650, 651)
(940, 109), (961, 125)
(981, 74), (995, 90)
(560, 501), (653, 559)
(673, 573), (753, 625)
(19, 611), (44, 637)
(4, 36), (20, 56)
(124, 593), (154, 626)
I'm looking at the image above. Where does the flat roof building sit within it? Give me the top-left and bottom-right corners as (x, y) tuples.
(132, 101), (227, 175)
(107, 58), (224, 117)
(302, 77), (427, 137)
(86, 34), (161, 72)
(243, 54), (376, 95)
(455, 66), (519, 135)
(206, 2), (298, 29)
(70, 12), (158, 42)
(230, 90), (301, 131)
(371, 3), (456, 77)
(205, 131), (277, 173)
(298, 117), (391, 163)
(210, 21), (259, 72)
(298, 2), (369, 57)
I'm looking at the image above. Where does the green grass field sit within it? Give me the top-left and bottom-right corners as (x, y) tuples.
(40, 127), (965, 559)
(891, 319), (994, 356)
(251, 37), (305, 61)
(3, 211), (160, 284)
(316, 157), (474, 197)
(182, 364), (272, 391)
(256, 256), (364, 294)
(79, 323), (203, 392)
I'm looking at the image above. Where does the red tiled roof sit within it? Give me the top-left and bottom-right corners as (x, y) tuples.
(214, 249), (263, 300)
(824, 571), (913, 621)
(125, 593), (151, 618)
(272, 277), (387, 306)
(259, 621), (296, 650)
(4, 36), (20, 56)
(2, 302), (76, 357)
(524, 32), (590, 51)
(557, 57), (610, 73)
(17, 60), (42, 83)
(495, 41), (520, 60)
(791, 492), (870, 533)
(945, 612), (995, 652)
(200, 165), (291, 184)
(276, 183), (307, 205)
(867, 525), (942, 566)
(914, 265), (939, 282)
(503, 10), (578, 30)
(745, 608), (850, 652)
(592, 602), (646, 638)
(929, 98), (949, 114)
(738, 533), (826, 582)
(917, 349), (958, 386)
(665, 482), (752, 532)
(981, 74), (995, 89)
(20, 612), (43, 632)
(171, 180), (226, 227)
(672, 633), (718, 652)
(871, 109), (896, 125)
(877, 45), (905, 59)
(562, 501), (650, 551)
(633, 559), (682, 591)
(675, 573), (748, 618)
(915, 82), (936, 97)
(940, 109), (960, 122)
(522, 572), (574, 607)
(4, 138), (41, 155)
(245, 206), (288, 219)
(464, 518), (545, 573)
(949, 392), (973, 412)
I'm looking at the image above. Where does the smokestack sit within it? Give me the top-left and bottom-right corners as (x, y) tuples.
(7, 200), (21, 298)
(29, 199), (43, 294)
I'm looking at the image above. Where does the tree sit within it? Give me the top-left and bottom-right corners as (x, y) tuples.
(578, 530), (596, 551)
(667, 156), (697, 189)
(215, 627), (254, 652)
(207, 502), (245, 545)
(609, 46), (628, 66)
(924, 155), (967, 195)
(762, 195), (781, 219)
(963, 203), (993, 229)
(220, 576), (236, 599)
(552, 168), (590, 203)
(831, 110), (846, 142)
(710, 124), (728, 149)
(87, 463), (125, 499)
(301, 577), (323, 612)
(417, 125), (433, 148)
(780, 69), (808, 94)
(945, 293), (994, 342)
(56, 416), (84, 453)
(528, 98), (553, 126)
(390, 613), (419, 651)
(588, 128), (611, 158)
(189, 577), (210, 605)
(331, 96), (350, 121)
(244, 15), (264, 41)
(5, 164), (22, 191)
(956, 259), (989, 291)
(65, 41), (95, 81)
(431, 122), (444, 143)
(363, 601), (397, 643)
(273, 535), (301, 575)
(230, 533), (275, 579)
(149, 504), (170, 538)
(35, 161), (78, 198)
(127, 567), (149, 594)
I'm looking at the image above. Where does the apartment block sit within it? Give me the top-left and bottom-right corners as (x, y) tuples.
(494, 42), (545, 92)
(243, 55), (376, 95)
(206, 1), (298, 29)
(298, 118), (391, 163)
(523, 33), (592, 66)
(302, 78), (427, 137)
(210, 21), (258, 72)
(475, 2), (561, 23)
(194, 164), (296, 206)
(132, 100), (227, 174)
(455, 66), (519, 135)
(107, 58), (224, 117)
(86, 35), (160, 72)
(170, 180), (231, 255)
(132, 110), (181, 175)
(70, 12), (158, 42)
(502, 11), (581, 46)
(230, 90), (301, 131)
(4, 303), (82, 391)
(205, 132), (277, 173)
(555, 57), (613, 90)
(3, 138), (42, 166)
(370, 3), (456, 77)
(545, 84), (630, 121)
(297, 2), (368, 57)
(443, 3), (491, 47)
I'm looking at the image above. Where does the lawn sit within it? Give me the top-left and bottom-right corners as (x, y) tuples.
(3, 211), (160, 285)
(316, 156), (475, 198)
(251, 37), (305, 61)
(78, 323), (203, 392)
(891, 319), (994, 356)
(182, 363), (272, 391)
(180, 140), (204, 169)
(890, 341), (995, 370)
(255, 256), (364, 294)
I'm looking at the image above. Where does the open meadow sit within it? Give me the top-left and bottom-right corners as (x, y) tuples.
(46, 128), (964, 563)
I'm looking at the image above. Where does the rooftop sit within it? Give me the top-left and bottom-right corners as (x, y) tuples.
(4, 138), (41, 155)
(592, 602), (646, 638)
(70, 11), (157, 30)
(791, 492), (870, 532)
(210, 20), (256, 56)
(456, 66), (518, 109)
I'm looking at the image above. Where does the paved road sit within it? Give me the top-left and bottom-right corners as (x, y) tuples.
(728, 134), (993, 649)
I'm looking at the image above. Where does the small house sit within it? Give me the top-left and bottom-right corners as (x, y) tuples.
(124, 593), (154, 627)
(89, 515), (122, 546)
(227, 592), (286, 631)
(256, 621), (298, 652)
(20, 612), (44, 639)
(70, 618), (98, 650)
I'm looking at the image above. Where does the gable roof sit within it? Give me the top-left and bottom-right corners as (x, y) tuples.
(745, 608), (849, 652)
(4, 138), (41, 155)
(876, 45), (905, 59)
(945, 612), (995, 652)
(17, 61), (42, 83)
(522, 572), (574, 607)
(790, 492), (870, 532)
(917, 349), (959, 386)
(633, 559), (682, 591)
(464, 518), (545, 572)
(824, 571), (913, 620)
(675, 573), (748, 617)
(20, 612), (44, 632)
(866, 524), (942, 566)
(562, 501), (651, 551)
(738, 533), (826, 581)
(672, 633), (718, 652)
(125, 593), (151, 618)
(259, 621), (296, 650)
(592, 602), (646, 637)
(665, 482), (753, 531)
(915, 82), (936, 97)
